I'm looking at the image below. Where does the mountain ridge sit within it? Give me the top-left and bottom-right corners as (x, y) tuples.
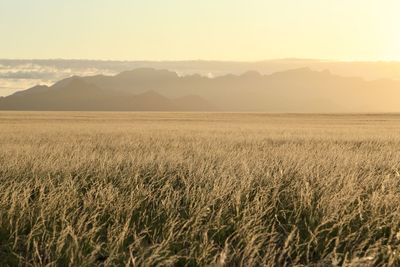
(1, 67), (400, 112)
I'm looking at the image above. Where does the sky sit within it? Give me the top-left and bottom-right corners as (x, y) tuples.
(0, 0), (399, 61)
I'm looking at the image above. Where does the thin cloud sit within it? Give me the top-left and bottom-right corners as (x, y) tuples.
(0, 62), (118, 96)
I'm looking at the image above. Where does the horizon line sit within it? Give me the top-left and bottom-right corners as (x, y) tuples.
(1, 57), (400, 63)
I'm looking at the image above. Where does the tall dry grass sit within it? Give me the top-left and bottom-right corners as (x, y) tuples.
(1, 112), (400, 266)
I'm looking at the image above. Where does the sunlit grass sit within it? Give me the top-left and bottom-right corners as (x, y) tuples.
(1, 112), (400, 266)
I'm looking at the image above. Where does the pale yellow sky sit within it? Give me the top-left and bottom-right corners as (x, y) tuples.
(0, 0), (399, 61)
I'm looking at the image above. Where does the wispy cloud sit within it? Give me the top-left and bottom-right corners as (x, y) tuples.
(0, 78), (53, 97)
(0, 62), (117, 96)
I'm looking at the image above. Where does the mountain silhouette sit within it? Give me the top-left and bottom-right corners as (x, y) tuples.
(0, 75), (214, 111)
(1, 68), (400, 112)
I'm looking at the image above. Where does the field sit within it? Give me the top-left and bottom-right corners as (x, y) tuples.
(1, 112), (400, 266)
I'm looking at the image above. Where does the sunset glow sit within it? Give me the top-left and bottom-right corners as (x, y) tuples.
(1, 0), (399, 61)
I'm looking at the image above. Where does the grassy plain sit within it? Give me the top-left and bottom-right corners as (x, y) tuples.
(1, 112), (400, 266)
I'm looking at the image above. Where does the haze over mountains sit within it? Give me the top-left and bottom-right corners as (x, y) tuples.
(2, 59), (400, 98)
(1, 67), (400, 112)
(3, 59), (400, 80)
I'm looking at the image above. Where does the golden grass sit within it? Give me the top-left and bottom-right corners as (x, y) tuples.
(1, 112), (400, 266)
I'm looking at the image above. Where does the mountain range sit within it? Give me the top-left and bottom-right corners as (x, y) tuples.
(1, 67), (400, 112)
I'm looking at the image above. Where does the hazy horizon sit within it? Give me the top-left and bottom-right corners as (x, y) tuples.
(3, 57), (400, 63)
(2, 66), (400, 113)
(2, 58), (400, 98)
(2, 0), (400, 100)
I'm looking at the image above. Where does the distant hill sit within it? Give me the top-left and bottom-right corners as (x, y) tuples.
(1, 68), (400, 112)
(0, 75), (214, 111)
(3, 59), (400, 80)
